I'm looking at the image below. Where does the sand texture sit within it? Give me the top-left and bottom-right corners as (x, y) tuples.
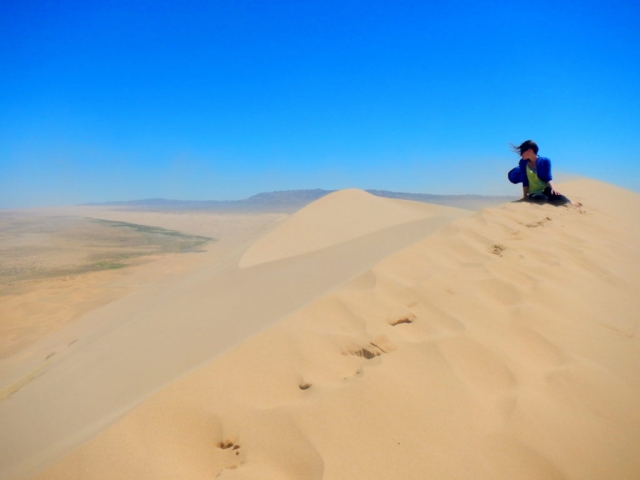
(1, 194), (470, 480)
(3, 179), (640, 480)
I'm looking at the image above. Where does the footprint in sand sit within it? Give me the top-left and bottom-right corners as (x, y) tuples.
(387, 312), (432, 341)
(341, 337), (393, 379)
(526, 216), (552, 228)
(491, 244), (507, 256)
(215, 440), (243, 477)
(389, 313), (416, 326)
(343, 335), (397, 360)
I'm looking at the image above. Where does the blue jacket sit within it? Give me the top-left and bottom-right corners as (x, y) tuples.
(508, 157), (553, 186)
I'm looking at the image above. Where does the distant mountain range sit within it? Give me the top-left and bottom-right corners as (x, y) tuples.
(81, 189), (516, 212)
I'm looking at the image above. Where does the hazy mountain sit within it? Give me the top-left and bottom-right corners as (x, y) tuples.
(81, 189), (515, 212)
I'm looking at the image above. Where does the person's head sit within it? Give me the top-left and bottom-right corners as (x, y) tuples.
(511, 140), (539, 160)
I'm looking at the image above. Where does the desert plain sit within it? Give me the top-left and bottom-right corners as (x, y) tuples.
(1, 179), (639, 480)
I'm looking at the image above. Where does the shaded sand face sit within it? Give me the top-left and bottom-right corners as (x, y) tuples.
(22, 179), (640, 480)
(0, 194), (472, 480)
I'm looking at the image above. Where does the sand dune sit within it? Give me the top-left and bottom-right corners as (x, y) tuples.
(0, 193), (472, 480)
(20, 179), (640, 480)
(240, 188), (461, 267)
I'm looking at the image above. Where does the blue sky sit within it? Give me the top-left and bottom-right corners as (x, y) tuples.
(1, 0), (638, 207)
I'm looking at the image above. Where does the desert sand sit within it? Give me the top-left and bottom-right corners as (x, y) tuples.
(1, 180), (639, 480)
(0, 191), (469, 480)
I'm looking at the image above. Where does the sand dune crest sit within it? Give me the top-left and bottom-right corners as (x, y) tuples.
(239, 188), (466, 267)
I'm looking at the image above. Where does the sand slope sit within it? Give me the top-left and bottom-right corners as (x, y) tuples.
(1, 194), (472, 480)
(29, 179), (640, 480)
(240, 188), (458, 267)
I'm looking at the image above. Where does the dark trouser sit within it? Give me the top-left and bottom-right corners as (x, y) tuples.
(527, 187), (571, 206)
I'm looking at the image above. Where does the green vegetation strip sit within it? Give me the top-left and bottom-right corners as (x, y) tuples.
(95, 261), (127, 270)
(90, 219), (213, 252)
(91, 219), (212, 242)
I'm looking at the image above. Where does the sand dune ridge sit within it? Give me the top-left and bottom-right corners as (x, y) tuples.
(239, 188), (466, 268)
(8, 180), (640, 479)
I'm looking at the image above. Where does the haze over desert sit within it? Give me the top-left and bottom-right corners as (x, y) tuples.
(0, 179), (638, 479)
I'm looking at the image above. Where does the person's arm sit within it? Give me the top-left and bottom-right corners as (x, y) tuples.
(547, 181), (561, 196)
(522, 185), (529, 199)
(539, 158), (557, 193)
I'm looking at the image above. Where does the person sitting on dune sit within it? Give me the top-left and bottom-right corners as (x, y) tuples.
(508, 140), (572, 206)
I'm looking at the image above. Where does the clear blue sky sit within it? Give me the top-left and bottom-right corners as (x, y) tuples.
(1, 0), (638, 207)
